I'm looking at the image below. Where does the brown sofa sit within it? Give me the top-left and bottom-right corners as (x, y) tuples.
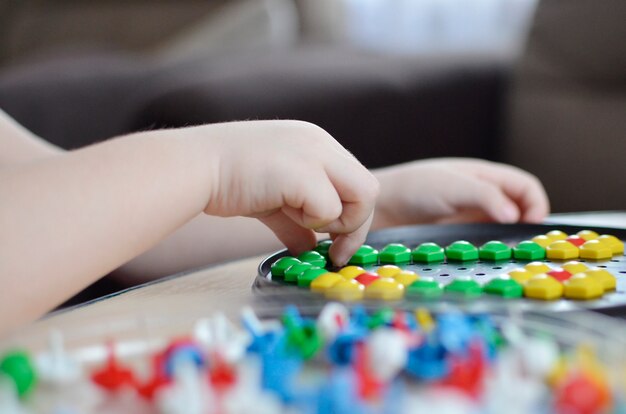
(0, 1), (506, 171)
(0, 48), (506, 169)
(506, 0), (626, 212)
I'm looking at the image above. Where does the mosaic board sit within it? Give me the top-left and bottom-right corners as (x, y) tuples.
(255, 223), (626, 314)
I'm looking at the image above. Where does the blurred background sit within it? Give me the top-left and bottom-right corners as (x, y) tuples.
(0, 0), (624, 213)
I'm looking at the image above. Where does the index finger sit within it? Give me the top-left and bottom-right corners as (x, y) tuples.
(315, 160), (379, 234)
(328, 212), (374, 266)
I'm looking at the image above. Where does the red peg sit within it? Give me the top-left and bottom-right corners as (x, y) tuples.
(354, 342), (383, 400)
(334, 313), (346, 330)
(566, 236), (586, 247)
(392, 310), (410, 333)
(354, 273), (379, 287)
(209, 353), (237, 392)
(137, 352), (171, 400)
(438, 340), (486, 398)
(163, 337), (197, 360)
(554, 373), (611, 414)
(548, 269), (573, 283)
(91, 343), (136, 392)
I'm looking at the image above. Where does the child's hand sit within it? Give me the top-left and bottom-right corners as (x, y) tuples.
(371, 158), (549, 229)
(197, 121), (379, 265)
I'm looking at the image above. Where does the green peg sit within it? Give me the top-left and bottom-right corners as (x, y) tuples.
(271, 256), (301, 279)
(479, 241), (512, 261)
(513, 241), (546, 261)
(445, 241), (479, 262)
(348, 245), (379, 266)
(411, 243), (445, 264)
(298, 250), (327, 268)
(379, 243), (411, 264)
(0, 350), (36, 398)
(444, 277), (482, 297)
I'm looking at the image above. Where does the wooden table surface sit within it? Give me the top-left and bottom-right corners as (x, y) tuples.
(0, 254), (268, 354)
(5, 211), (626, 353)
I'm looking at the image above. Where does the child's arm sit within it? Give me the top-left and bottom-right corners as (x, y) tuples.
(372, 158), (549, 228)
(117, 215), (288, 282)
(0, 110), (62, 164)
(0, 120), (378, 333)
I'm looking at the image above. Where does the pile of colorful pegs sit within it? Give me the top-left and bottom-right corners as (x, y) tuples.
(1, 304), (625, 413)
(270, 229), (623, 302)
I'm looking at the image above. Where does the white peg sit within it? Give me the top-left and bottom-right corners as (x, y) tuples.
(36, 330), (81, 385)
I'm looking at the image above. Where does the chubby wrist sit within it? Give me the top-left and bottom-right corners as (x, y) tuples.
(135, 126), (221, 216)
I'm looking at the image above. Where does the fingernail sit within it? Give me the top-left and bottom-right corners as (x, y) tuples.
(315, 224), (335, 233)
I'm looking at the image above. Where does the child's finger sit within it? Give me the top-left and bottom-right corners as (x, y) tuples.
(472, 163), (550, 223)
(281, 168), (343, 229)
(446, 176), (522, 223)
(435, 210), (493, 224)
(258, 210), (317, 255)
(316, 200), (372, 234)
(328, 212), (374, 266)
(315, 162), (379, 234)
